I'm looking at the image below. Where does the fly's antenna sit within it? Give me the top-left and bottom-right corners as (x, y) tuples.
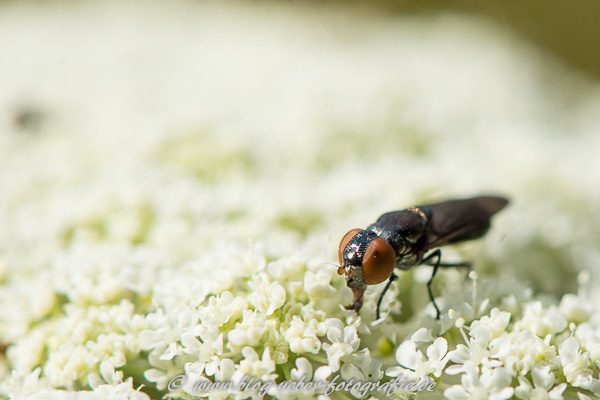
(321, 262), (346, 275)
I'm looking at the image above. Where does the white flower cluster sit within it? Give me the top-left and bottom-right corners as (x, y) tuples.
(388, 291), (600, 400)
(139, 263), (387, 400)
(2, 1), (600, 400)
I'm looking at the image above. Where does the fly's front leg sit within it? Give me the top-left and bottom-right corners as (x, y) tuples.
(376, 273), (397, 320)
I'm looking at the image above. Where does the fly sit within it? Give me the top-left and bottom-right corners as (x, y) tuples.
(337, 195), (509, 320)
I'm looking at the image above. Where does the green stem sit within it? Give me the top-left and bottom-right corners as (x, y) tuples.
(305, 354), (329, 365)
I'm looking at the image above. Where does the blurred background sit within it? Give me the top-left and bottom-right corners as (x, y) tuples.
(2, 0), (600, 299)
(2, 1), (600, 397)
(1, 0), (600, 359)
(365, 0), (600, 79)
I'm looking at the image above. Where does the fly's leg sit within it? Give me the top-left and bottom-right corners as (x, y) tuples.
(421, 250), (443, 319)
(421, 250), (471, 319)
(376, 273), (397, 320)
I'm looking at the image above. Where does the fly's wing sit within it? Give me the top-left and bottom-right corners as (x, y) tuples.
(420, 196), (508, 249)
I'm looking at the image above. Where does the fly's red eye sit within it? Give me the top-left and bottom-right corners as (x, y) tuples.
(338, 229), (362, 265)
(362, 238), (396, 285)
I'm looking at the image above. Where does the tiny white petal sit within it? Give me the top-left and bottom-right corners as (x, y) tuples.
(314, 366), (333, 381)
(444, 385), (470, 400)
(411, 327), (434, 343)
(548, 383), (567, 400)
(489, 387), (515, 400)
(427, 337), (448, 361)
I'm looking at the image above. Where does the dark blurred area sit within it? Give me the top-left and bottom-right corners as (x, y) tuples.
(327, 0), (600, 80)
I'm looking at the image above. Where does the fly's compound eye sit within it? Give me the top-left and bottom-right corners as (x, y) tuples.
(338, 228), (363, 265)
(362, 238), (396, 284)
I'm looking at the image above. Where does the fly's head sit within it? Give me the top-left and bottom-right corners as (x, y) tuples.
(337, 229), (396, 312)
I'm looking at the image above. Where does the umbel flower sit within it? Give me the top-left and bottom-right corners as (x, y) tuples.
(3, 1), (600, 400)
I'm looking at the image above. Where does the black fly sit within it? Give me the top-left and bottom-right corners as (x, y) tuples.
(337, 196), (509, 320)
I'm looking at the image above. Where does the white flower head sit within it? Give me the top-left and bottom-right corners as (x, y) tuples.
(515, 365), (566, 400)
(291, 357), (332, 383)
(92, 379), (151, 400)
(558, 337), (599, 391)
(303, 270), (336, 301)
(232, 347), (278, 383)
(393, 337), (450, 378)
(445, 363), (514, 400)
(247, 272), (286, 316)
(199, 291), (247, 330)
(515, 302), (567, 337)
(340, 349), (383, 397)
(559, 294), (592, 324)
(227, 310), (267, 352)
(181, 327), (223, 362)
(575, 323), (600, 364)
(264, 327), (290, 364)
(470, 308), (511, 340)
(490, 330), (558, 376)
(283, 315), (322, 355)
(322, 318), (360, 371)
(447, 323), (498, 373)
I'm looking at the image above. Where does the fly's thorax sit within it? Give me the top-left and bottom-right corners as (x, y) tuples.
(394, 251), (422, 270)
(367, 207), (429, 256)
